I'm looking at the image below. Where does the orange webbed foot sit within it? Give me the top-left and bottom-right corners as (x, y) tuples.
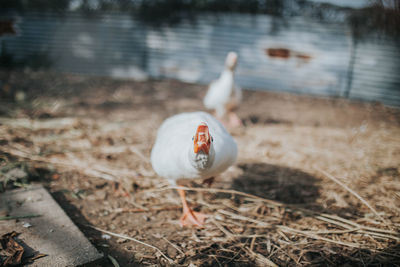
(179, 209), (207, 227)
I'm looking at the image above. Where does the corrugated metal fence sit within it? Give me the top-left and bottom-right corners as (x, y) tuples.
(1, 11), (399, 106)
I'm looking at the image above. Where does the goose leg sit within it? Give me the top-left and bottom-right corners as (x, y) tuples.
(202, 176), (215, 188)
(228, 111), (242, 127)
(177, 187), (206, 227)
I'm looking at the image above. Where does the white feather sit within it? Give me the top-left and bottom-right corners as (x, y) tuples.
(203, 52), (242, 118)
(151, 112), (237, 185)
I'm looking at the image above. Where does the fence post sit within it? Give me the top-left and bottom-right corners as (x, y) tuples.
(344, 35), (357, 98)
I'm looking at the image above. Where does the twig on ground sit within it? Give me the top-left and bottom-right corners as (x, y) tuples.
(107, 255), (120, 267)
(210, 218), (234, 239)
(249, 236), (256, 251)
(162, 237), (185, 256)
(128, 146), (149, 163)
(84, 224), (173, 264)
(149, 186), (400, 241)
(244, 247), (278, 267)
(211, 255), (223, 267)
(141, 186), (283, 207)
(0, 214), (41, 220)
(315, 167), (388, 226)
(217, 209), (395, 250)
(112, 206), (181, 214)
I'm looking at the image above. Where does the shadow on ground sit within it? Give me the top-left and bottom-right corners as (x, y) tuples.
(232, 162), (320, 204)
(50, 190), (142, 267)
(229, 163), (400, 265)
(242, 114), (292, 126)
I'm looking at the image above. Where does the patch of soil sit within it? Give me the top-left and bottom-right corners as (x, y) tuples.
(1, 70), (399, 266)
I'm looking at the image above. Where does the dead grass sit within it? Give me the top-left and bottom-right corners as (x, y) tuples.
(1, 70), (399, 266)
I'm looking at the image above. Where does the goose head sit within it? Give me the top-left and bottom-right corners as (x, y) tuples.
(225, 52), (238, 71)
(189, 122), (215, 170)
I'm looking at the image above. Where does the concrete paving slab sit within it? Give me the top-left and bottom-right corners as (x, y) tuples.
(0, 184), (103, 266)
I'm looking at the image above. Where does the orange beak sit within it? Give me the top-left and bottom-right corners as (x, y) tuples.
(193, 123), (211, 154)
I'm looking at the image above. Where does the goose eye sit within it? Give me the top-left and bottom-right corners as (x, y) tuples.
(211, 137), (214, 142)
(192, 136), (194, 141)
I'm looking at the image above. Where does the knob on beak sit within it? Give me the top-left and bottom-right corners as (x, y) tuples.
(193, 123), (211, 154)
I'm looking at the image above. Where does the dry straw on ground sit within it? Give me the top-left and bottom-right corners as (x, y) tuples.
(0, 71), (399, 266)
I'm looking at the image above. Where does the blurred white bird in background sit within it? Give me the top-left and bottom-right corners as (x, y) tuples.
(151, 111), (237, 227)
(203, 52), (242, 128)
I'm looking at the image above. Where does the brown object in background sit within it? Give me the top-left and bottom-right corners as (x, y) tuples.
(0, 21), (16, 36)
(266, 48), (291, 59)
(266, 48), (312, 63)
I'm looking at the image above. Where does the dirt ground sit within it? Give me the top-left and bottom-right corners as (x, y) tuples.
(1, 70), (400, 266)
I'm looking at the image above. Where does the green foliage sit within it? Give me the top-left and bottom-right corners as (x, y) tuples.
(348, 3), (400, 40)
(1, 0), (398, 36)
(0, 0), (289, 19)
(1, 0), (70, 12)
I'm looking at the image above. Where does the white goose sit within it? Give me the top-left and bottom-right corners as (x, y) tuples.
(203, 52), (242, 127)
(151, 111), (237, 227)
